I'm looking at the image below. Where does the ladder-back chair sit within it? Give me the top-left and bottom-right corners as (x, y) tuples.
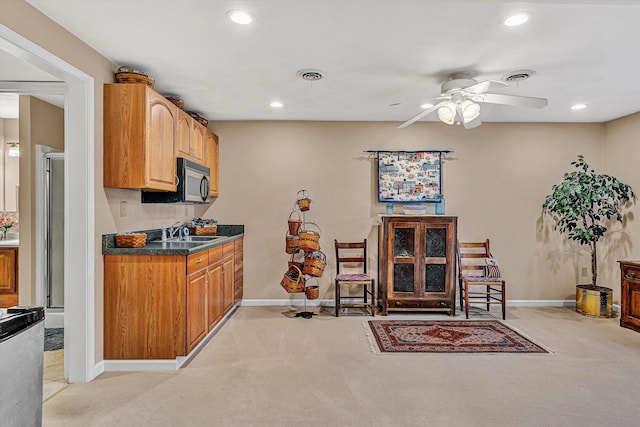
(334, 239), (375, 317)
(457, 239), (506, 319)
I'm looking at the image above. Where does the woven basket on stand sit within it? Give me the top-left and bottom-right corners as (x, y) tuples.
(296, 190), (312, 212)
(288, 210), (302, 235)
(305, 278), (320, 300)
(288, 252), (305, 271)
(285, 233), (300, 254)
(115, 233), (147, 248)
(299, 222), (321, 252)
(280, 265), (306, 293)
(303, 250), (326, 277)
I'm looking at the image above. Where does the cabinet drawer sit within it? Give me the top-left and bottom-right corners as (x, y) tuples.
(208, 245), (223, 263)
(623, 266), (640, 283)
(389, 298), (452, 309)
(187, 252), (208, 274)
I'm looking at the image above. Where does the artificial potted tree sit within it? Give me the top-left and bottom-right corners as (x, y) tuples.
(543, 155), (635, 317)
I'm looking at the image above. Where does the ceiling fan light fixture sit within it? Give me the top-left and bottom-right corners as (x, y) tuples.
(504, 13), (529, 27)
(437, 101), (457, 125)
(460, 99), (481, 122)
(571, 103), (587, 110)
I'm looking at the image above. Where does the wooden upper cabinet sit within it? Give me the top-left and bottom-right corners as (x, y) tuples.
(176, 109), (205, 164)
(175, 109), (192, 159)
(104, 84), (177, 191)
(205, 130), (219, 197)
(191, 122), (205, 164)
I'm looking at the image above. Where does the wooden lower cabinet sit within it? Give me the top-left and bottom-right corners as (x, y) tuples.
(186, 269), (208, 353)
(234, 238), (244, 303)
(104, 238), (243, 360)
(222, 242), (235, 313)
(0, 247), (19, 308)
(620, 261), (640, 333)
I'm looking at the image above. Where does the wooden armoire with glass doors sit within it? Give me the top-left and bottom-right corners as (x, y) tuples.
(378, 215), (458, 316)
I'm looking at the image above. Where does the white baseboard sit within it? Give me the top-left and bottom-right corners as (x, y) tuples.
(45, 311), (64, 328)
(241, 299), (333, 307)
(506, 300), (575, 307)
(242, 299), (622, 313)
(103, 303), (239, 372)
(242, 299), (589, 308)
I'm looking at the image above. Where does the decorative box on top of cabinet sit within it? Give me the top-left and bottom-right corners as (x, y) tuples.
(378, 215), (457, 316)
(620, 261), (640, 333)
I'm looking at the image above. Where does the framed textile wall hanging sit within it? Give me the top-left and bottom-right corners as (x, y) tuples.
(377, 151), (442, 203)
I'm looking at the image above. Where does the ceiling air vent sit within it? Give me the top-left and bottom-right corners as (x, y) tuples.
(297, 69), (324, 81)
(503, 69), (535, 83)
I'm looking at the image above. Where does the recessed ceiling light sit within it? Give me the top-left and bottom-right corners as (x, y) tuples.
(504, 14), (529, 27)
(571, 104), (587, 110)
(420, 103), (434, 109)
(226, 10), (254, 25)
(270, 101), (283, 108)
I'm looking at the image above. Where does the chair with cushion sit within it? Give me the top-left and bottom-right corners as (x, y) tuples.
(457, 239), (506, 319)
(334, 239), (375, 317)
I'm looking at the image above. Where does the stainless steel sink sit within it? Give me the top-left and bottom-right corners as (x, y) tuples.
(165, 236), (223, 242)
(145, 241), (204, 249)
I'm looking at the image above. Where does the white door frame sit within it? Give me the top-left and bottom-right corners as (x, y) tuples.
(0, 25), (97, 382)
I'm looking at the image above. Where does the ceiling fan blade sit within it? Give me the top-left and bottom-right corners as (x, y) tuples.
(463, 116), (482, 129)
(463, 80), (507, 94)
(397, 102), (443, 128)
(476, 93), (548, 108)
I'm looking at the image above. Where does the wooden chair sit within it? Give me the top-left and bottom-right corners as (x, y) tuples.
(334, 239), (375, 317)
(457, 239), (506, 319)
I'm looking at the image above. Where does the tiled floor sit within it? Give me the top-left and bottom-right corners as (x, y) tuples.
(43, 349), (68, 402)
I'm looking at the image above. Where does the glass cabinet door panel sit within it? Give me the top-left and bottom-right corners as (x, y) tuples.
(425, 227), (446, 258)
(393, 228), (415, 257)
(393, 263), (415, 293)
(425, 264), (446, 292)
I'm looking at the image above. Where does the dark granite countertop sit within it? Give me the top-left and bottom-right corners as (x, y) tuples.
(102, 225), (244, 256)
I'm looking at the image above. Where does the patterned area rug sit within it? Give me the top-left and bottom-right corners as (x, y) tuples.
(45, 328), (64, 352)
(367, 320), (548, 353)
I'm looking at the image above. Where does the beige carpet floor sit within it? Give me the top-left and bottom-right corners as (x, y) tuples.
(43, 349), (68, 402)
(43, 306), (640, 426)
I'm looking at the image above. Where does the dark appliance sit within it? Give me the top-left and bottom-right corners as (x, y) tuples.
(142, 158), (210, 204)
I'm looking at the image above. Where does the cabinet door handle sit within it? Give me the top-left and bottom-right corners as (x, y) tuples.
(222, 262), (226, 272)
(196, 258), (203, 264)
(625, 273), (636, 279)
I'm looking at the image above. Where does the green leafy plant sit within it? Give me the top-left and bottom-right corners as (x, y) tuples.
(543, 155), (635, 289)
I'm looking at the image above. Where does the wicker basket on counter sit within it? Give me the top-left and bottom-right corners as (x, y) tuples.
(187, 225), (217, 236)
(115, 233), (147, 248)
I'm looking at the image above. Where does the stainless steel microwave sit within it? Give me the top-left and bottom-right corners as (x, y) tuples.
(141, 158), (210, 204)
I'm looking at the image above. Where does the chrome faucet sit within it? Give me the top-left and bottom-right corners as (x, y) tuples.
(168, 222), (190, 240)
(163, 221), (183, 240)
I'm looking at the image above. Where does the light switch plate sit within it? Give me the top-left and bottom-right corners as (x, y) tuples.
(119, 201), (127, 217)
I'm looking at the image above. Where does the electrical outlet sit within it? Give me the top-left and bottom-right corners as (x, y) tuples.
(581, 267), (588, 277)
(119, 201), (127, 217)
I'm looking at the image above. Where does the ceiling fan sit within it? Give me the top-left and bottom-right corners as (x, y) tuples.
(396, 72), (548, 129)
